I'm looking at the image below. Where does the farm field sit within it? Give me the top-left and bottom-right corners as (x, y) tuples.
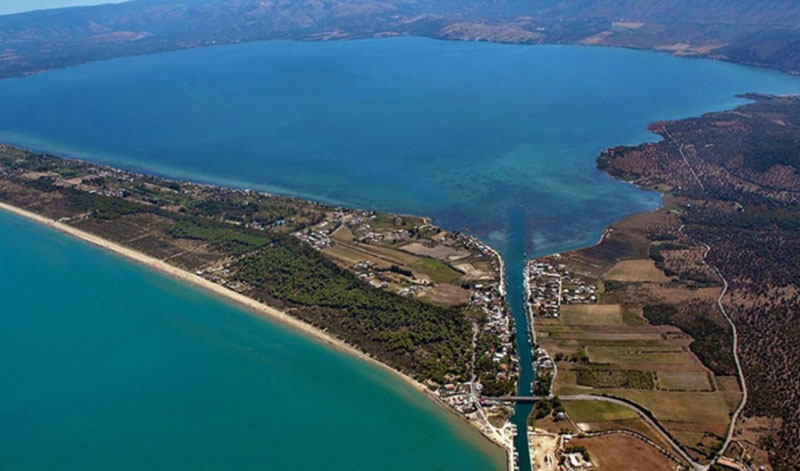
(604, 258), (671, 282)
(561, 400), (672, 448)
(531, 218), (741, 462)
(560, 304), (623, 325)
(570, 434), (677, 471)
(322, 216), (493, 307)
(539, 300), (738, 459)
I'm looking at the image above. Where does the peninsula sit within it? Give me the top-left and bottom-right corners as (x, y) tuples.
(0, 144), (519, 464)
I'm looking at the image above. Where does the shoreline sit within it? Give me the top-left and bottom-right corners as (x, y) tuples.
(0, 199), (513, 469)
(1, 32), (799, 82)
(519, 140), (739, 469)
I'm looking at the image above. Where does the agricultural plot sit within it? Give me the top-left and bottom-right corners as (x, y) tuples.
(657, 371), (713, 391)
(559, 304), (623, 325)
(586, 345), (699, 370)
(564, 399), (638, 423)
(562, 400), (676, 451)
(603, 258), (671, 282)
(536, 290), (740, 457)
(570, 434), (677, 471)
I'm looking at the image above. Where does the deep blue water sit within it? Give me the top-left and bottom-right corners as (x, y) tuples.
(5, 38), (799, 254)
(1, 37), (799, 471)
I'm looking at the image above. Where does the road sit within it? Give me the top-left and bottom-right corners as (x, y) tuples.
(487, 392), (708, 469)
(560, 394), (707, 470)
(669, 131), (747, 464)
(665, 128), (706, 191)
(701, 243), (748, 461)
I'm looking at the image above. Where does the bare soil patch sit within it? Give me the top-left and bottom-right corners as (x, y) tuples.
(571, 434), (676, 471)
(604, 258), (670, 283)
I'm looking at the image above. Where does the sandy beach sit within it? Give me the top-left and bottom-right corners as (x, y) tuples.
(0, 199), (512, 468)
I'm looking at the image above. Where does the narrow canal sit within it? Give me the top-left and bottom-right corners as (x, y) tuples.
(503, 208), (533, 471)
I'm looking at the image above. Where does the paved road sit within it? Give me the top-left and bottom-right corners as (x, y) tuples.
(484, 393), (707, 470)
(560, 394), (707, 470)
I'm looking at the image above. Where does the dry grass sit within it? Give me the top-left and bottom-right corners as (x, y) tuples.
(452, 261), (490, 280)
(560, 304), (623, 325)
(587, 346), (698, 369)
(418, 283), (470, 307)
(716, 375), (744, 412)
(542, 300), (734, 456)
(572, 434), (676, 471)
(330, 224), (355, 241)
(603, 258), (670, 283)
(323, 243), (391, 269)
(657, 371), (713, 391)
(617, 390), (731, 437)
(399, 241), (468, 260)
(564, 400), (638, 423)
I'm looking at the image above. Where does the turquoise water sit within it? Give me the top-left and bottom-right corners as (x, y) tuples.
(2, 38), (800, 470)
(0, 210), (505, 470)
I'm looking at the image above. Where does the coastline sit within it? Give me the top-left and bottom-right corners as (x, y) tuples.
(0, 199), (513, 469)
(519, 132), (743, 469)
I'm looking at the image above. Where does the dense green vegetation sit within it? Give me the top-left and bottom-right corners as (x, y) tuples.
(530, 395), (564, 422)
(474, 330), (515, 396)
(533, 370), (553, 396)
(168, 219), (272, 255)
(69, 191), (158, 220)
(743, 123), (800, 172)
(233, 236), (473, 383)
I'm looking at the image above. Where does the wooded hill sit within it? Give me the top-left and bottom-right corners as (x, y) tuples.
(598, 94), (800, 471)
(1, 0), (800, 78)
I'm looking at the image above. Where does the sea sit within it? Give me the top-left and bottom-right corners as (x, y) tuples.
(1, 37), (798, 470)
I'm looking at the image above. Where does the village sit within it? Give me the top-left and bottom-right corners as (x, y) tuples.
(293, 207), (521, 450)
(293, 208), (519, 390)
(526, 258), (597, 319)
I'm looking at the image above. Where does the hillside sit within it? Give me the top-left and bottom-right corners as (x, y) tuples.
(2, 0), (800, 78)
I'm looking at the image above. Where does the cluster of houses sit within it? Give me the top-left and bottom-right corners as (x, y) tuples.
(533, 347), (554, 371)
(527, 260), (596, 318)
(293, 229), (334, 250)
(288, 206), (522, 430)
(296, 210), (414, 248)
(533, 346), (555, 382)
(438, 383), (479, 415)
(471, 283), (517, 373)
(358, 228), (413, 244)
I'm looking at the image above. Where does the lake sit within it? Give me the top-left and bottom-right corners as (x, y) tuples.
(1, 37), (799, 470)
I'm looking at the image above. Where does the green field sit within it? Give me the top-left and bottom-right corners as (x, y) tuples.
(657, 371), (713, 391)
(563, 400), (638, 423)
